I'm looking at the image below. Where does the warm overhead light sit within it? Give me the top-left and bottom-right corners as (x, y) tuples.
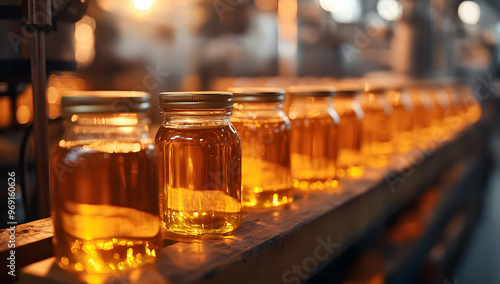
(458, 1), (480, 25)
(133, 0), (154, 11)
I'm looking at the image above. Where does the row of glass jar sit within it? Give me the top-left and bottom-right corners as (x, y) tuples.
(49, 79), (480, 274)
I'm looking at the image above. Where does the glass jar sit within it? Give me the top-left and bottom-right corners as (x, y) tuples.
(407, 81), (436, 148)
(441, 80), (465, 132)
(457, 83), (481, 126)
(156, 92), (242, 235)
(426, 81), (453, 140)
(230, 87), (293, 208)
(287, 86), (340, 191)
(358, 82), (394, 168)
(332, 83), (365, 178)
(50, 91), (161, 273)
(386, 82), (415, 153)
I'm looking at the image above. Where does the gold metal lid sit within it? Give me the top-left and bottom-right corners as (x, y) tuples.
(61, 91), (150, 114)
(229, 87), (285, 103)
(159, 91), (233, 110)
(287, 85), (336, 97)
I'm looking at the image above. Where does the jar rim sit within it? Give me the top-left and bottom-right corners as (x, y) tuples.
(287, 85), (335, 97)
(229, 87), (285, 103)
(159, 91), (233, 110)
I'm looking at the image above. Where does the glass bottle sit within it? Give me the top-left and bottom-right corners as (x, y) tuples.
(386, 81), (415, 153)
(50, 91), (161, 273)
(426, 81), (453, 140)
(457, 83), (481, 126)
(332, 83), (365, 178)
(287, 86), (340, 191)
(441, 79), (465, 132)
(230, 88), (293, 208)
(156, 92), (242, 235)
(358, 82), (394, 168)
(407, 81), (436, 148)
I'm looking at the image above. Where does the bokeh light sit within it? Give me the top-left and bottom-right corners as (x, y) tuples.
(377, 0), (402, 21)
(16, 105), (31, 125)
(74, 16), (96, 66)
(133, 0), (154, 11)
(458, 1), (480, 25)
(320, 0), (362, 24)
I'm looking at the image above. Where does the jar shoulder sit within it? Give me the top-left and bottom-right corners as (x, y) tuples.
(155, 124), (240, 145)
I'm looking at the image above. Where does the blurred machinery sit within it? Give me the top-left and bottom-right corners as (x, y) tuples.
(0, 0), (88, 220)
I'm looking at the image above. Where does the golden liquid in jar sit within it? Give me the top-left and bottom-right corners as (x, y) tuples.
(156, 125), (242, 235)
(231, 118), (293, 208)
(50, 142), (161, 273)
(460, 87), (481, 125)
(335, 101), (364, 178)
(385, 90), (414, 153)
(289, 114), (339, 191)
(428, 89), (452, 140)
(465, 102), (481, 125)
(391, 104), (414, 153)
(442, 87), (465, 132)
(360, 97), (393, 168)
(408, 88), (435, 147)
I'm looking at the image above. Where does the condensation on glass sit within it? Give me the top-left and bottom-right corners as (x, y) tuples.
(287, 86), (340, 191)
(156, 92), (242, 235)
(50, 91), (161, 273)
(332, 83), (365, 178)
(230, 88), (293, 208)
(358, 83), (394, 168)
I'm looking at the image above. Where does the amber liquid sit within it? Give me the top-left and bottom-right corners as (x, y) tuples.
(442, 87), (465, 132)
(408, 89), (435, 147)
(156, 124), (242, 235)
(460, 87), (481, 126)
(289, 113), (339, 191)
(335, 100), (364, 178)
(429, 89), (451, 140)
(385, 90), (415, 153)
(50, 142), (161, 273)
(360, 95), (393, 168)
(391, 105), (414, 153)
(231, 118), (293, 208)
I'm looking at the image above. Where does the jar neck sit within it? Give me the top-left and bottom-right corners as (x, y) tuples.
(161, 109), (232, 127)
(334, 96), (356, 110)
(233, 102), (284, 111)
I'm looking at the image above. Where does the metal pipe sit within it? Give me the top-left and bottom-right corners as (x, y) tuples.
(29, 28), (50, 218)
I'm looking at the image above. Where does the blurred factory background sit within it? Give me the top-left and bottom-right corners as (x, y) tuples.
(2, 0), (499, 128)
(1, 0), (500, 282)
